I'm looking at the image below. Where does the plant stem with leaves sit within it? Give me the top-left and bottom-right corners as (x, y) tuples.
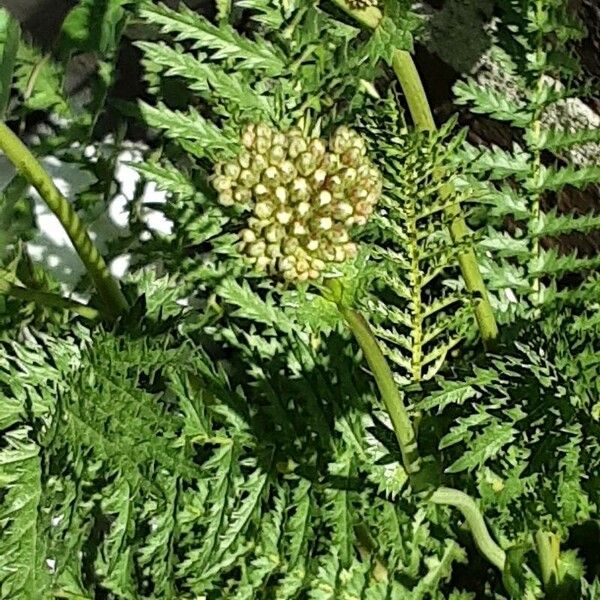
(326, 279), (506, 572)
(0, 122), (128, 320)
(329, 0), (498, 347)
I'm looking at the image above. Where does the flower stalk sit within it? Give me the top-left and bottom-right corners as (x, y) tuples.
(0, 122), (128, 320)
(339, 301), (421, 475)
(326, 276), (505, 574)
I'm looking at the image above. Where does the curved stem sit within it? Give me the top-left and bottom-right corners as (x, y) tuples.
(328, 0), (498, 347)
(331, 294), (420, 475)
(0, 122), (128, 320)
(0, 279), (101, 320)
(431, 486), (506, 571)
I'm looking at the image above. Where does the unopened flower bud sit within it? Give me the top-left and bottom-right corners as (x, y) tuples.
(255, 201), (274, 219)
(248, 241), (267, 257)
(279, 161), (296, 183)
(224, 162), (241, 179)
(253, 154), (269, 172)
(234, 189), (252, 204)
(297, 201), (311, 217)
(262, 166), (280, 187)
(289, 137), (308, 159)
(269, 145), (286, 165)
(239, 169), (258, 187)
(254, 183), (269, 197)
(276, 210), (292, 225)
(266, 243), (282, 258)
(256, 123), (272, 140)
(293, 222), (307, 236)
(275, 186), (287, 204)
(241, 124), (256, 149)
(238, 152), (252, 169)
(256, 255), (272, 270)
(279, 256), (296, 271)
(296, 152), (316, 176)
(342, 147), (362, 166)
(273, 132), (287, 146)
(333, 202), (354, 219)
(319, 190), (332, 206)
(318, 216), (333, 231)
(313, 169), (327, 187)
(344, 242), (358, 257)
(241, 229), (256, 243)
(218, 190), (234, 206)
(256, 136), (271, 154)
(213, 176), (232, 192)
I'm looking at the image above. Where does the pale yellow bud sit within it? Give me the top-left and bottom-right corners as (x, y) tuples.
(311, 258), (326, 271)
(319, 217), (333, 231)
(293, 222), (307, 236)
(218, 190), (234, 206)
(213, 176), (232, 192)
(276, 210), (292, 225)
(224, 162), (241, 179)
(319, 190), (332, 206)
(234, 189), (252, 203)
(269, 145), (286, 165)
(313, 169), (327, 187)
(297, 201), (311, 217)
(262, 166), (280, 186)
(265, 224), (284, 243)
(240, 229), (256, 243)
(238, 152), (251, 169)
(275, 186), (287, 204)
(279, 160), (296, 183)
(256, 137), (270, 155)
(248, 241), (266, 257)
(256, 255), (272, 270)
(254, 183), (269, 197)
(255, 201), (274, 219)
(333, 202), (354, 219)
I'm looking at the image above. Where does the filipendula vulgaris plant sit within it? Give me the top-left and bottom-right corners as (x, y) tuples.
(132, 0), (521, 591)
(0, 0), (575, 597)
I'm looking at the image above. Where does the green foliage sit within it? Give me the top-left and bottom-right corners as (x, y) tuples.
(1, 0), (599, 598)
(356, 100), (475, 383)
(413, 312), (600, 548)
(454, 0), (600, 316)
(0, 305), (477, 598)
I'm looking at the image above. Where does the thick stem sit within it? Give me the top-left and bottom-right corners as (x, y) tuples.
(431, 486), (506, 571)
(328, 0), (498, 347)
(338, 304), (421, 475)
(0, 122), (128, 320)
(0, 279), (101, 320)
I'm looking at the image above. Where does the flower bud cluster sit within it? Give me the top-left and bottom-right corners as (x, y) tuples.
(212, 123), (382, 282)
(346, 0), (379, 8)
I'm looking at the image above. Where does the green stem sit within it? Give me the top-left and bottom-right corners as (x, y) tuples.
(339, 304), (421, 475)
(431, 486), (506, 571)
(535, 529), (560, 588)
(328, 0), (498, 347)
(327, 280), (505, 573)
(0, 122), (128, 320)
(0, 279), (101, 320)
(391, 51), (434, 132)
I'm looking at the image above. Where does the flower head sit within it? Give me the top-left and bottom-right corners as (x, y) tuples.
(212, 123), (382, 282)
